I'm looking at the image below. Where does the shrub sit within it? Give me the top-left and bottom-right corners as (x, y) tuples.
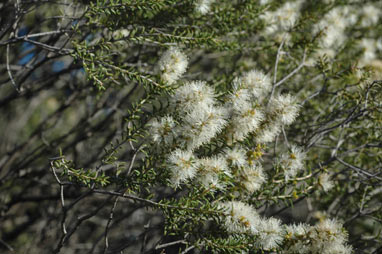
(0, 0), (381, 253)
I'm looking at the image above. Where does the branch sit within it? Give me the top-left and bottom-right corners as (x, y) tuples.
(269, 37), (286, 101)
(103, 197), (119, 254)
(6, 44), (19, 92)
(0, 238), (14, 252)
(0, 30), (70, 46)
(23, 38), (72, 54)
(274, 48), (307, 88)
(335, 157), (382, 181)
(92, 189), (222, 214)
(155, 240), (188, 250)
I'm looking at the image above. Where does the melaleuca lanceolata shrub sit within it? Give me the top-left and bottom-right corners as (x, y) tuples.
(144, 47), (350, 253)
(2, 0), (382, 253)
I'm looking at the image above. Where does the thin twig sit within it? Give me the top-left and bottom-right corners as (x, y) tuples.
(5, 0), (21, 92)
(0, 30), (70, 46)
(269, 37), (286, 102)
(6, 44), (19, 92)
(50, 161), (68, 235)
(181, 245), (195, 254)
(273, 172), (314, 184)
(281, 126), (290, 148)
(274, 48), (307, 88)
(23, 38), (72, 54)
(336, 157), (382, 180)
(127, 143), (143, 176)
(103, 197), (119, 254)
(100, 62), (165, 88)
(53, 198), (111, 254)
(155, 240), (187, 250)
(0, 238), (14, 252)
(92, 189), (222, 215)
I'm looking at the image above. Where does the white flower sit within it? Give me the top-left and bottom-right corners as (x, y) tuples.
(285, 223), (310, 245)
(195, 0), (214, 14)
(256, 121), (281, 143)
(158, 47), (188, 85)
(183, 105), (228, 150)
(270, 93), (300, 125)
(321, 25), (347, 49)
(310, 219), (348, 252)
(241, 70), (272, 99)
(219, 201), (260, 234)
(310, 218), (352, 254)
(308, 48), (336, 65)
(112, 29), (130, 39)
(262, 0), (304, 34)
(256, 217), (284, 250)
(284, 223), (310, 254)
(168, 149), (198, 186)
(318, 173), (334, 192)
(172, 80), (216, 113)
(259, 0), (271, 5)
(360, 5), (381, 27)
(322, 243), (353, 254)
(285, 243), (310, 254)
(197, 155), (231, 189)
(150, 116), (176, 145)
(239, 163), (266, 193)
(228, 104), (264, 142)
(285, 223), (308, 238)
(322, 8), (349, 30)
(280, 145), (306, 180)
(314, 6), (357, 50)
(359, 38), (380, 65)
(224, 146), (247, 168)
(228, 83), (252, 112)
(172, 80), (227, 150)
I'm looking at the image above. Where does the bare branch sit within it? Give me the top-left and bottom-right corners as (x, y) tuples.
(155, 240), (187, 250)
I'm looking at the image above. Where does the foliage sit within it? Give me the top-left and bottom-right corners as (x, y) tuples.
(0, 0), (381, 253)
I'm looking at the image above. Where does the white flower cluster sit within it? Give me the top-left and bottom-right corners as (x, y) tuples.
(195, 0), (215, 14)
(318, 173), (334, 192)
(261, 0), (304, 40)
(173, 80), (228, 150)
(359, 4), (382, 28)
(313, 6), (357, 59)
(308, 219), (352, 254)
(358, 38), (382, 65)
(223, 146), (266, 193)
(357, 3), (382, 68)
(151, 38), (353, 253)
(225, 73), (268, 142)
(151, 79), (229, 189)
(152, 50), (303, 190)
(219, 201), (260, 235)
(259, 0), (271, 5)
(280, 145), (306, 180)
(168, 149), (197, 186)
(260, 1), (382, 67)
(157, 47), (188, 85)
(219, 201), (283, 250)
(150, 116), (176, 145)
(311, 3), (382, 66)
(225, 70), (300, 145)
(269, 94), (300, 126)
(220, 201), (352, 253)
(284, 223), (311, 254)
(284, 219), (352, 254)
(220, 201), (351, 253)
(256, 93), (300, 144)
(197, 155), (231, 189)
(239, 163), (266, 193)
